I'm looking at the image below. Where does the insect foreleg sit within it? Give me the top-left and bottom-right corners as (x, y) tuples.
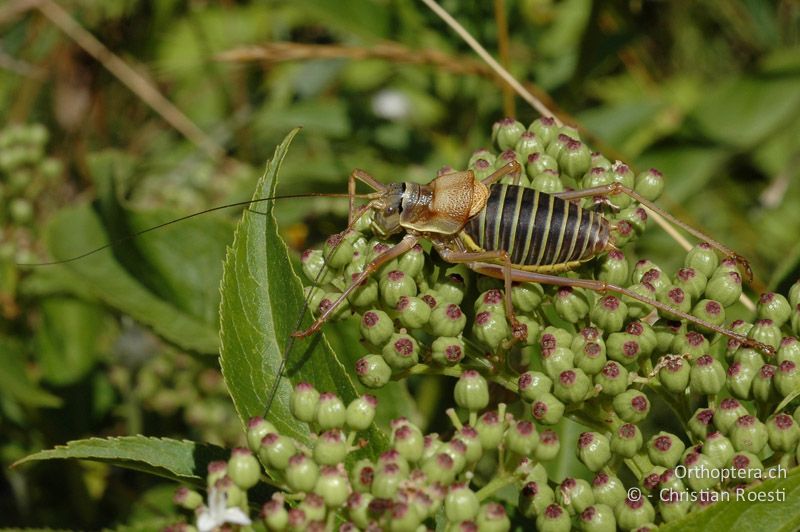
(480, 160), (523, 186)
(469, 262), (774, 356)
(292, 234), (419, 338)
(556, 183), (753, 282)
(349, 169), (386, 224)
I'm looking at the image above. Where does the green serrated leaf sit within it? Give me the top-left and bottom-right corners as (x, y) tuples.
(14, 436), (227, 487)
(44, 206), (219, 353)
(659, 467), (800, 531)
(219, 128), (388, 455)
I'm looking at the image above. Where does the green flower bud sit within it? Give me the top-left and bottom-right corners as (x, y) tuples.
(579, 504), (616, 532)
(614, 494), (655, 532)
(390, 502), (423, 532)
(430, 303), (467, 337)
(554, 368), (592, 403)
(519, 481), (555, 518)
(457, 426), (483, 464)
(595, 361), (629, 396)
(346, 273), (379, 308)
(752, 364), (778, 403)
(529, 116), (559, 146)
(622, 321), (659, 360)
(421, 452), (458, 485)
(726, 361), (758, 400)
(298, 492), (326, 521)
(671, 330), (709, 360)
(554, 286), (590, 323)
(590, 295), (628, 333)
(301, 249), (336, 285)
(316, 392), (347, 430)
(606, 331), (643, 365)
(545, 133), (571, 161)
(174, 486), (203, 510)
(285, 453), (319, 493)
(349, 459), (374, 493)
(395, 295), (431, 329)
(476, 502), (510, 532)
(355, 354), (392, 388)
(620, 282), (655, 318)
(259, 433), (297, 470)
(360, 310), (394, 347)
(493, 118), (526, 151)
(690, 355), (726, 395)
(658, 356), (691, 393)
(472, 157), (497, 181)
(246, 416), (277, 452)
(317, 292), (349, 321)
(541, 346), (575, 380)
(511, 282), (544, 312)
(713, 398), (748, 434)
(691, 299), (726, 329)
(530, 169), (564, 193)
(591, 473), (626, 508)
(748, 318), (783, 350)
(612, 390), (650, 423)
(705, 271), (743, 307)
(434, 267), (469, 304)
(534, 429), (561, 462)
(392, 424), (424, 462)
(518, 370), (553, 401)
(658, 490), (691, 523)
(397, 243), (425, 278)
(431, 336), (466, 366)
(469, 148), (496, 168)
(681, 451), (718, 491)
(778, 336), (800, 365)
(639, 267), (671, 297)
(380, 270), (417, 307)
(323, 233), (355, 269)
(684, 243), (719, 278)
(541, 327), (574, 349)
(701, 431), (734, 468)
(346, 492), (373, 528)
(558, 137), (591, 179)
(536, 504), (573, 532)
(596, 250), (629, 286)
(767, 413), (800, 452)
(672, 267), (708, 300)
(574, 340), (607, 375)
(475, 410), (506, 450)
(793, 306), (800, 337)
(261, 494), (289, 530)
(688, 408), (715, 440)
(732, 346), (763, 368)
(227, 447), (261, 489)
(303, 287), (325, 316)
(756, 292), (791, 326)
(532, 392), (566, 425)
(526, 151), (560, 177)
(610, 423), (643, 458)
(775, 360), (800, 397)
(790, 280), (800, 308)
(730, 415), (768, 453)
(634, 168), (665, 202)
(382, 333), (420, 370)
(578, 432), (612, 472)
(473, 309), (511, 350)
(371, 462), (404, 499)
(582, 166), (613, 191)
(506, 420), (539, 455)
(646, 432), (685, 468)
(454, 370), (490, 412)
(346, 395), (377, 431)
(516, 314), (542, 346)
(557, 477), (595, 513)
(290, 382), (320, 423)
(610, 161), (635, 188)
(515, 131), (545, 159)
(730, 451), (763, 476)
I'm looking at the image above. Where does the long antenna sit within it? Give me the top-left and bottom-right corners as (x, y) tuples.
(263, 202), (374, 417)
(17, 192), (371, 267)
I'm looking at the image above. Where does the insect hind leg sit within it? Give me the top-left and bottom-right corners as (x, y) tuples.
(554, 183), (753, 283)
(469, 262), (774, 357)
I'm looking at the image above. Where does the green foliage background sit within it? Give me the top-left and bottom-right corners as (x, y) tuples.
(1, 0), (800, 528)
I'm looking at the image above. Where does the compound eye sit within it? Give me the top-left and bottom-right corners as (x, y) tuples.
(385, 206), (395, 216)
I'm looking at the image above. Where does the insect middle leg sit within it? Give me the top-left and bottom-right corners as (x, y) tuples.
(348, 169), (386, 224)
(436, 247), (527, 341)
(292, 234), (419, 338)
(555, 183), (753, 282)
(469, 261), (774, 356)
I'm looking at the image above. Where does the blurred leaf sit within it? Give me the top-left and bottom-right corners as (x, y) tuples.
(692, 75), (800, 148)
(253, 100), (351, 144)
(635, 146), (729, 203)
(219, 128), (388, 454)
(14, 437), (227, 488)
(294, 0), (389, 40)
(45, 206), (219, 353)
(36, 297), (114, 386)
(0, 336), (61, 408)
(659, 466), (800, 531)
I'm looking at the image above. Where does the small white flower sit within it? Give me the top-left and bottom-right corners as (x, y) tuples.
(196, 487), (252, 532)
(371, 89), (412, 121)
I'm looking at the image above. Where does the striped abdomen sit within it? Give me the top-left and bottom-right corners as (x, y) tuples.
(461, 184), (610, 271)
